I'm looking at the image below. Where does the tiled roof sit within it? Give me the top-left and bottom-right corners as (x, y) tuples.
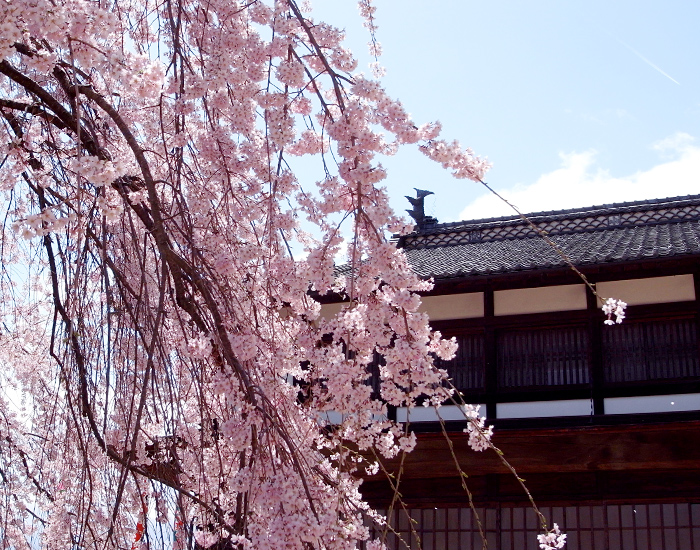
(397, 195), (700, 279)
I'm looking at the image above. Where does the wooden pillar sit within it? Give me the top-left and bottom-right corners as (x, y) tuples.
(587, 283), (605, 416)
(484, 288), (498, 420)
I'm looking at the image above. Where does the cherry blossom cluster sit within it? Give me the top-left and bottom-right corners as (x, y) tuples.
(13, 208), (69, 238)
(602, 297), (627, 325)
(0, 0), (505, 548)
(420, 138), (492, 181)
(357, 0), (384, 76)
(537, 523), (568, 549)
(461, 404), (494, 452)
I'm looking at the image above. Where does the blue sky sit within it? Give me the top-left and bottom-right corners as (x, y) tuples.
(310, 0), (700, 223)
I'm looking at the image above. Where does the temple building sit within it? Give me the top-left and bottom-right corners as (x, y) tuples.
(359, 194), (700, 549)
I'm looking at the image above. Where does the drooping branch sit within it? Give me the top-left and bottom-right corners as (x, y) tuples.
(0, 98), (69, 130)
(0, 61), (102, 157)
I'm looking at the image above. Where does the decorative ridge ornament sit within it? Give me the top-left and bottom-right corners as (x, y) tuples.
(405, 188), (438, 231)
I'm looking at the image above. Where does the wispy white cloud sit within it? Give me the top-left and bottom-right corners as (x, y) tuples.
(651, 132), (695, 155)
(459, 133), (700, 220)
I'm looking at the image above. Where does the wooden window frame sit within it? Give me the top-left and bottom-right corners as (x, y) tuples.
(429, 280), (700, 422)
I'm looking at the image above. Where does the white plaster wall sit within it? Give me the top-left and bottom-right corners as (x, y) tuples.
(318, 411), (345, 425)
(319, 302), (348, 320)
(395, 405), (487, 423)
(494, 284), (587, 316)
(604, 393), (700, 415)
(318, 411), (388, 425)
(596, 274), (695, 306)
(419, 292), (484, 321)
(321, 293), (485, 322)
(496, 399), (592, 419)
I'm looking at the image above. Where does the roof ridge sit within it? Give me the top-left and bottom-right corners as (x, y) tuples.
(415, 194), (700, 235)
(400, 194), (700, 251)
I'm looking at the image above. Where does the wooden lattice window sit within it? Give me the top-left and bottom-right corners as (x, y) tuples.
(602, 317), (700, 384)
(435, 332), (486, 392)
(497, 325), (591, 389)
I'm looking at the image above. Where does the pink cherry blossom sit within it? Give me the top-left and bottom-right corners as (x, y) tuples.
(0, 0), (501, 548)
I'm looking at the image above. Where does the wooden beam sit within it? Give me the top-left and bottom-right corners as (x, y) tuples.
(365, 421), (700, 480)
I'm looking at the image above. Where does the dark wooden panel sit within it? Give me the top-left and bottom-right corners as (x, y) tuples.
(362, 421), (700, 483)
(362, 469), (700, 507)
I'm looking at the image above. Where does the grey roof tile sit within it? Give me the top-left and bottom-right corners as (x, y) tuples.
(397, 195), (700, 280)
